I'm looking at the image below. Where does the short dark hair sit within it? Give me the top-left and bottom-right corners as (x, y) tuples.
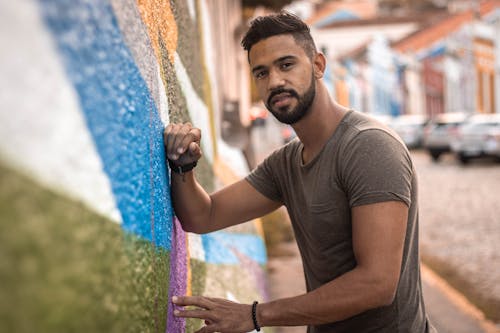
(241, 11), (317, 59)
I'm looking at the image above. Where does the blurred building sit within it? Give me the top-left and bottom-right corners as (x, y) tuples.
(307, 0), (500, 118)
(393, 0), (500, 116)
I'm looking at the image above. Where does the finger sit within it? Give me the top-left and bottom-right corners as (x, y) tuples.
(166, 123), (193, 160)
(188, 141), (202, 159)
(164, 123), (181, 160)
(164, 123), (174, 136)
(176, 126), (201, 155)
(172, 295), (212, 309)
(171, 123), (191, 159)
(163, 124), (173, 150)
(173, 308), (212, 320)
(190, 127), (202, 144)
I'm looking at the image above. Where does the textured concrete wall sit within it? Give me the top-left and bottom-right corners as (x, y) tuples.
(0, 1), (267, 332)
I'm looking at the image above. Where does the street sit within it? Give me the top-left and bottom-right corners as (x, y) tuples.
(414, 149), (500, 328)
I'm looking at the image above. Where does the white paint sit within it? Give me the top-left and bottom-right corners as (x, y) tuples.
(187, 0), (196, 21)
(156, 65), (170, 124)
(217, 139), (250, 178)
(174, 52), (214, 163)
(0, 0), (121, 223)
(188, 233), (205, 261)
(200, 0), (221, 136)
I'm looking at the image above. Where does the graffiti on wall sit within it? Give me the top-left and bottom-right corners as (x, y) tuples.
(0, 0), (267, 331)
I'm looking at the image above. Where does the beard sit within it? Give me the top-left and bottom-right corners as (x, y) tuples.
(265, 74), (316, 125)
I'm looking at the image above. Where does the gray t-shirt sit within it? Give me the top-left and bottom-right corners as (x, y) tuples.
(246, 110), (433, 332)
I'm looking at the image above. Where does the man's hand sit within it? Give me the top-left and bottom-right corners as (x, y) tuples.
(172, 296), (256, 333)
(164, 123), (202, 166)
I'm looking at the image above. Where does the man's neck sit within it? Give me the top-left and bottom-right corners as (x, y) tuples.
(292, 85), (349, 164)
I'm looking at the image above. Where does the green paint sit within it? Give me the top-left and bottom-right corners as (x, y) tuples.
(184, 259), (208, 331)
(0, 163), (170, 332)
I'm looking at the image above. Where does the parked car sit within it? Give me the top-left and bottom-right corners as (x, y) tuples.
(450, 113), (500, 164)
(423, 112), (469, 161)
(484, 128), (500, 158)
(390, 114), (429, 149)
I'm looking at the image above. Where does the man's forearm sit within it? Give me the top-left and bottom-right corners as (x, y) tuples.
(170, 170), (213, 234)
(257, 266), (397, 327)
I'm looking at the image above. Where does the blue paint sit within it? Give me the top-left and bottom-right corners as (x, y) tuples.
(202, 232), (267, 265)
(39, 0), (173, 249)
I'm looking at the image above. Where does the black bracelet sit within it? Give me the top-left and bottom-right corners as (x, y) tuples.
(168, 160), (197, 174)
(252, 301), (261, 332)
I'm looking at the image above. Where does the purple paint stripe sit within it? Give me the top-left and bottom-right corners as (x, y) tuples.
(166, 217), (188, 332)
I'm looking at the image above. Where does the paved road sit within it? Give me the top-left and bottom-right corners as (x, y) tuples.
(414, 149), (500, 329)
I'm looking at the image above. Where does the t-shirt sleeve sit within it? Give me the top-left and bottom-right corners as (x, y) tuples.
(339, 129), (413, 208)
(245, 151), (283, 203)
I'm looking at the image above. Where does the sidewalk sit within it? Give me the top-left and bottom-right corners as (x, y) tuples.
(266, 241), (500, 333)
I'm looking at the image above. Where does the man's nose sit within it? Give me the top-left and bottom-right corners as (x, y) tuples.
(268, 69), (285, 90)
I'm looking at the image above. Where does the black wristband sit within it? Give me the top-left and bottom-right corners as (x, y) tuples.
(168, 160), (197, 174)
(252, 301), (261, 332)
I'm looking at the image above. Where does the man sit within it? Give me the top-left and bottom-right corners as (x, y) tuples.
(165, 11), (434, 333)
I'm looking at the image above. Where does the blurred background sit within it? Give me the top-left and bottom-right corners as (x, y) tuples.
(1, 0), (499, 332)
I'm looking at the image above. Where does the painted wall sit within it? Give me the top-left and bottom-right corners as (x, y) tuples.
(0, 1), (267, 332)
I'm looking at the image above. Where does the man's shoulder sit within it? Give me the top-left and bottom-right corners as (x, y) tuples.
(268, 138), (301, 161)
(340, 110), (404, 148)
(343, 110), (391, 132)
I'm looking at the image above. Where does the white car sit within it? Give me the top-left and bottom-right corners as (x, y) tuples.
(423, 112), (469, 161)
(451, 113), (500, 164)
(390, 114), (429, 149)
(484, 128), (500, 157)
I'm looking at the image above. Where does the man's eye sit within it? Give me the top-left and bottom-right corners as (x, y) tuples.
(254, 71), (267, 79)
(281, 62), (293, 70)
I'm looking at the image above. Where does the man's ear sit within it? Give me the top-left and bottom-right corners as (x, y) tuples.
(313, 52), (326, 79)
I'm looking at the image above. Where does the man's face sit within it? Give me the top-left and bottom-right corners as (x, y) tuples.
(249, 35), (316, 125)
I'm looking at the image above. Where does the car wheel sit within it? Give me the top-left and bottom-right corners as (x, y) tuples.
(429, 150), (441, 162)
(458, 153), (470, 165)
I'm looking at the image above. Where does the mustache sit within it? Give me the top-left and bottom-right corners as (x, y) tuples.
(267, 88), (299, 106)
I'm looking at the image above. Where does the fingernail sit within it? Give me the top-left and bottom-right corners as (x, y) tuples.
(174, 310), (179, 316)
(177, 147), (184, 154)
(172, 296), (178, 303)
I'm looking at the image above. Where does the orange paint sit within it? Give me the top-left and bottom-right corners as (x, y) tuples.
(136, 0), (178, 64)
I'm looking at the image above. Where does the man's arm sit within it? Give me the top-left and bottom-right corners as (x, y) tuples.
(165, 123), (281, 234)
(172, 200), (408, 332)
(256, 200), (408, 326)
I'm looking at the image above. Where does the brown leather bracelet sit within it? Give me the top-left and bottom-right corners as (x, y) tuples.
(168, 160), (197, 174)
